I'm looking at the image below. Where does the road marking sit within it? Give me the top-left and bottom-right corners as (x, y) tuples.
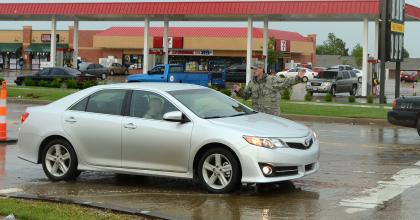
(340, 164), (420, 213)
(0, 188), (23, 194)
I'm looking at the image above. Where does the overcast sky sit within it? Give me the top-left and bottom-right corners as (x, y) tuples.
(1, 0), (419, 57)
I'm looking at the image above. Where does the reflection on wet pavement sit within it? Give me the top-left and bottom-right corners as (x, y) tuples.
(1, 111), (420, 219)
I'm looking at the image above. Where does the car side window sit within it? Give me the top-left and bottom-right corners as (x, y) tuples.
(70, 97), (89, 111)
(170, 66), (184, 73)
(85, 90), (127, 115)
(130, 90), (179, 120)
(96, 64), (104, 69)
(88, 64), (95, 69)
(51, 68), (67, 76)
(343, 71), (350, 79)
(149, 66), (165, 75)
(337, 72), (343, 79)
(39, 68), (50, 76)
(350, 71), (357, 78)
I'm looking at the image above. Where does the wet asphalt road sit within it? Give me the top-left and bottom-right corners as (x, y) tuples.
(1, 103), (420, 219)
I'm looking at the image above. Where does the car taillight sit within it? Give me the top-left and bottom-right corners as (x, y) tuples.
(392, 100), (397, 109)
(21, 112), (29, 123)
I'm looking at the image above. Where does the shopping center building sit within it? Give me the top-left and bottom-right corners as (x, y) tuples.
(0, 26), (316, 72)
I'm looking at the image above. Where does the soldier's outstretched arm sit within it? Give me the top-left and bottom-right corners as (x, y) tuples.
(272, 76), (301, 91)
(236, 83), (253, 100)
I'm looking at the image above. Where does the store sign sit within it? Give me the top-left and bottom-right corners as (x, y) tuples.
(41, 34), (60, 43)
(169, 50), (213, 56)
(153, 37), (183, 49)
(275, 39), (290, 52)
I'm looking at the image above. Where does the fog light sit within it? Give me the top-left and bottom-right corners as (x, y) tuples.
(262, 166), (273, 175)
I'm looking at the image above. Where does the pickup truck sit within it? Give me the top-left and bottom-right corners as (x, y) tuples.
(127, 64), (225, 88)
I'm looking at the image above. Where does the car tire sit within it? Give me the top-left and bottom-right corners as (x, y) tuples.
(330, 86), (336, 97)
(197, 147), (241, 193)
(350, 85), (357, 96)
(101, 73), (107, 80)
(110, 70), (115, 76)
(41, 139), (80, 181)
(358, 77), (362, 84)
(302, 76), (308, 82)
(124, 70), (129, 75)
(417, 118), (420, 136)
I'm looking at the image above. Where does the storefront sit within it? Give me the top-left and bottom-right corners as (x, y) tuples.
(0, 43), (22, 70)
(123, 54), (143, 70)
(25, 44), (71, 69)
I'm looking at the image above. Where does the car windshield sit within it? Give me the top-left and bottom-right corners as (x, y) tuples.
(169, 89), (256, 119)
(316, 71), (337, 79)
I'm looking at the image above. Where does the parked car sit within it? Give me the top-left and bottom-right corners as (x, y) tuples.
(17, 83), (319, 193)
(15, 67), (96, 86)
(79, 63), (109, 80)
(388, 96), (420, 136)
(128, 64), (226, 88)
(225, 63), (246, 83)
(312, 67), (327, 74)
(306, 70), (359, 96)
(277, 67), (317, 82)
(400, 71), (418, 82)
(108, 63), (129, 76)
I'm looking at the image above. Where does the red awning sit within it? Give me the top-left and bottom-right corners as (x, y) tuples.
(0, 1), (418, 21)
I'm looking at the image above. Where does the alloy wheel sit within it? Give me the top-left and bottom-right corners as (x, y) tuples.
(45, 144), (71, 177)
(201, 153), (233, 190)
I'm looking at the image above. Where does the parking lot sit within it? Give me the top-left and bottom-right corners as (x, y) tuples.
(1, 103), (420, 219)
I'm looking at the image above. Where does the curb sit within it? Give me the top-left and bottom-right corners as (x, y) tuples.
(2, 193), (176, 220)
(7, 98), (52, 105)
(283, 114), (390, 126)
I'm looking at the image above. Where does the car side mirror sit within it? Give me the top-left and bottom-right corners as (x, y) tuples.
(163, 111), (187, 123)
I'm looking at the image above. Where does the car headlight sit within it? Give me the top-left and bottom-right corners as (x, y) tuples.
(322, 82), (332, 87)
(243, 136), (288, 149)
(306, 81), (311, 86)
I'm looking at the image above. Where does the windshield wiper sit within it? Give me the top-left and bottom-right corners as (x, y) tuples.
(203, 116), (225, 119)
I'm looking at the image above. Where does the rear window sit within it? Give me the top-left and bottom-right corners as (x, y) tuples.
(316, 71), (337, 79)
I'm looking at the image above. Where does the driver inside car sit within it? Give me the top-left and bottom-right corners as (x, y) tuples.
(144, 96), (164, 120)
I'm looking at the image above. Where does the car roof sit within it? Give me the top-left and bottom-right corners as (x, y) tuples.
(93, 82), (207, 92)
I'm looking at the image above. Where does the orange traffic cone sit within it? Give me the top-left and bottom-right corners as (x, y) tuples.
(0, 81), (7, 142)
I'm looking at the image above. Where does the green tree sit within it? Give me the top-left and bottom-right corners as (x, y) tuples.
(351, 44), (363, 68)
(316, 33), (349, 56)
(267, 37), (283, 65)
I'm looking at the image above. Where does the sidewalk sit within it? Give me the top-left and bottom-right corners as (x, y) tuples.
(287, 101), (392, 109)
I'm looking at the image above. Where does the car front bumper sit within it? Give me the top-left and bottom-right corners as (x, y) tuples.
(306, 85), (331, 93)
(239, 139), (320, 183)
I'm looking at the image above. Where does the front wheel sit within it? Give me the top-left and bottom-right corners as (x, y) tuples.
(110, 70), (115, 76)
(350, 85), (357, 96)
(42, 139), (80, 181)
(101, 73), (107, 80)
(417, 118), (420, 136)
(330, 86), (336, 97)
(198, 148), (241, 193)
(302, 76), (308, 82)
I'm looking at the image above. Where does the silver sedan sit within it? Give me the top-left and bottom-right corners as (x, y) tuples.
(18, 83), (320, 193)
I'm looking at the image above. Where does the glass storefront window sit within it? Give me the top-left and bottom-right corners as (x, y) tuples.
(124, 54), (143, 70)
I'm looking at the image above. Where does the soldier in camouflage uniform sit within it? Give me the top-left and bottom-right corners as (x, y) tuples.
(234, 65), (304, 116)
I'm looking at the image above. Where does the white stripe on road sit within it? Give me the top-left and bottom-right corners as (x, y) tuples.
(0, 188), (23, 194)
(340, 162), (420, 213)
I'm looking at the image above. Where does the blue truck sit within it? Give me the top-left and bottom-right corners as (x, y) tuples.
(127, 64), (226, 88)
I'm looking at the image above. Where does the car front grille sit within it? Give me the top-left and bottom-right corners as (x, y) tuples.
(311, 82), (322, 86)
(287, 138), (314, 150)
(273, 166), (299, 176)
(305, 163), (315, 172)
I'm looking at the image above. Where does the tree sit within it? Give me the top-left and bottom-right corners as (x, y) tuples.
(267, 37), (283, 65)
(316, 33), (349, 56)
(351, 44), (363, 68)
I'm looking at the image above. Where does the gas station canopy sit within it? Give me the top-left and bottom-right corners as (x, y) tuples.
(0, 1), (419, 21)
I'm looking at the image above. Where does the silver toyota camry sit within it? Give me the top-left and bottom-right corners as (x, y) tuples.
(18, 83), (320, 193)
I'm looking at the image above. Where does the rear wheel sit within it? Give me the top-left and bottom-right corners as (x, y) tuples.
(350, 85), (357, 96)
(110, 70), (115, 76)
(42, 139), (80, 181)
(198, 148), (240, 193)
(101, 73), (107, 80)
(330, 86), (336, 97)
(417, 118), (420, 136)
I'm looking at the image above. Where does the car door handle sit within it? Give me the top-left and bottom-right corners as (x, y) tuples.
(65, 116), (77, 123)
(124, 123), (137, 129)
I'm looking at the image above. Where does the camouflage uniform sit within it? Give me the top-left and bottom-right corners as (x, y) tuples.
(237, 74), (301, 116)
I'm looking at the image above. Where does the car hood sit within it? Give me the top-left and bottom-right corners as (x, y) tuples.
(310, 78), (335, 83)
(208, 113), (310, 138)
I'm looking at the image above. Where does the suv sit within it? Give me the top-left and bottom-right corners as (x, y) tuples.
(79, 63), (109, 80)
(225, 64), (246, 83)
(306, 70), (359, 96)
(108, 63), (129, 76)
